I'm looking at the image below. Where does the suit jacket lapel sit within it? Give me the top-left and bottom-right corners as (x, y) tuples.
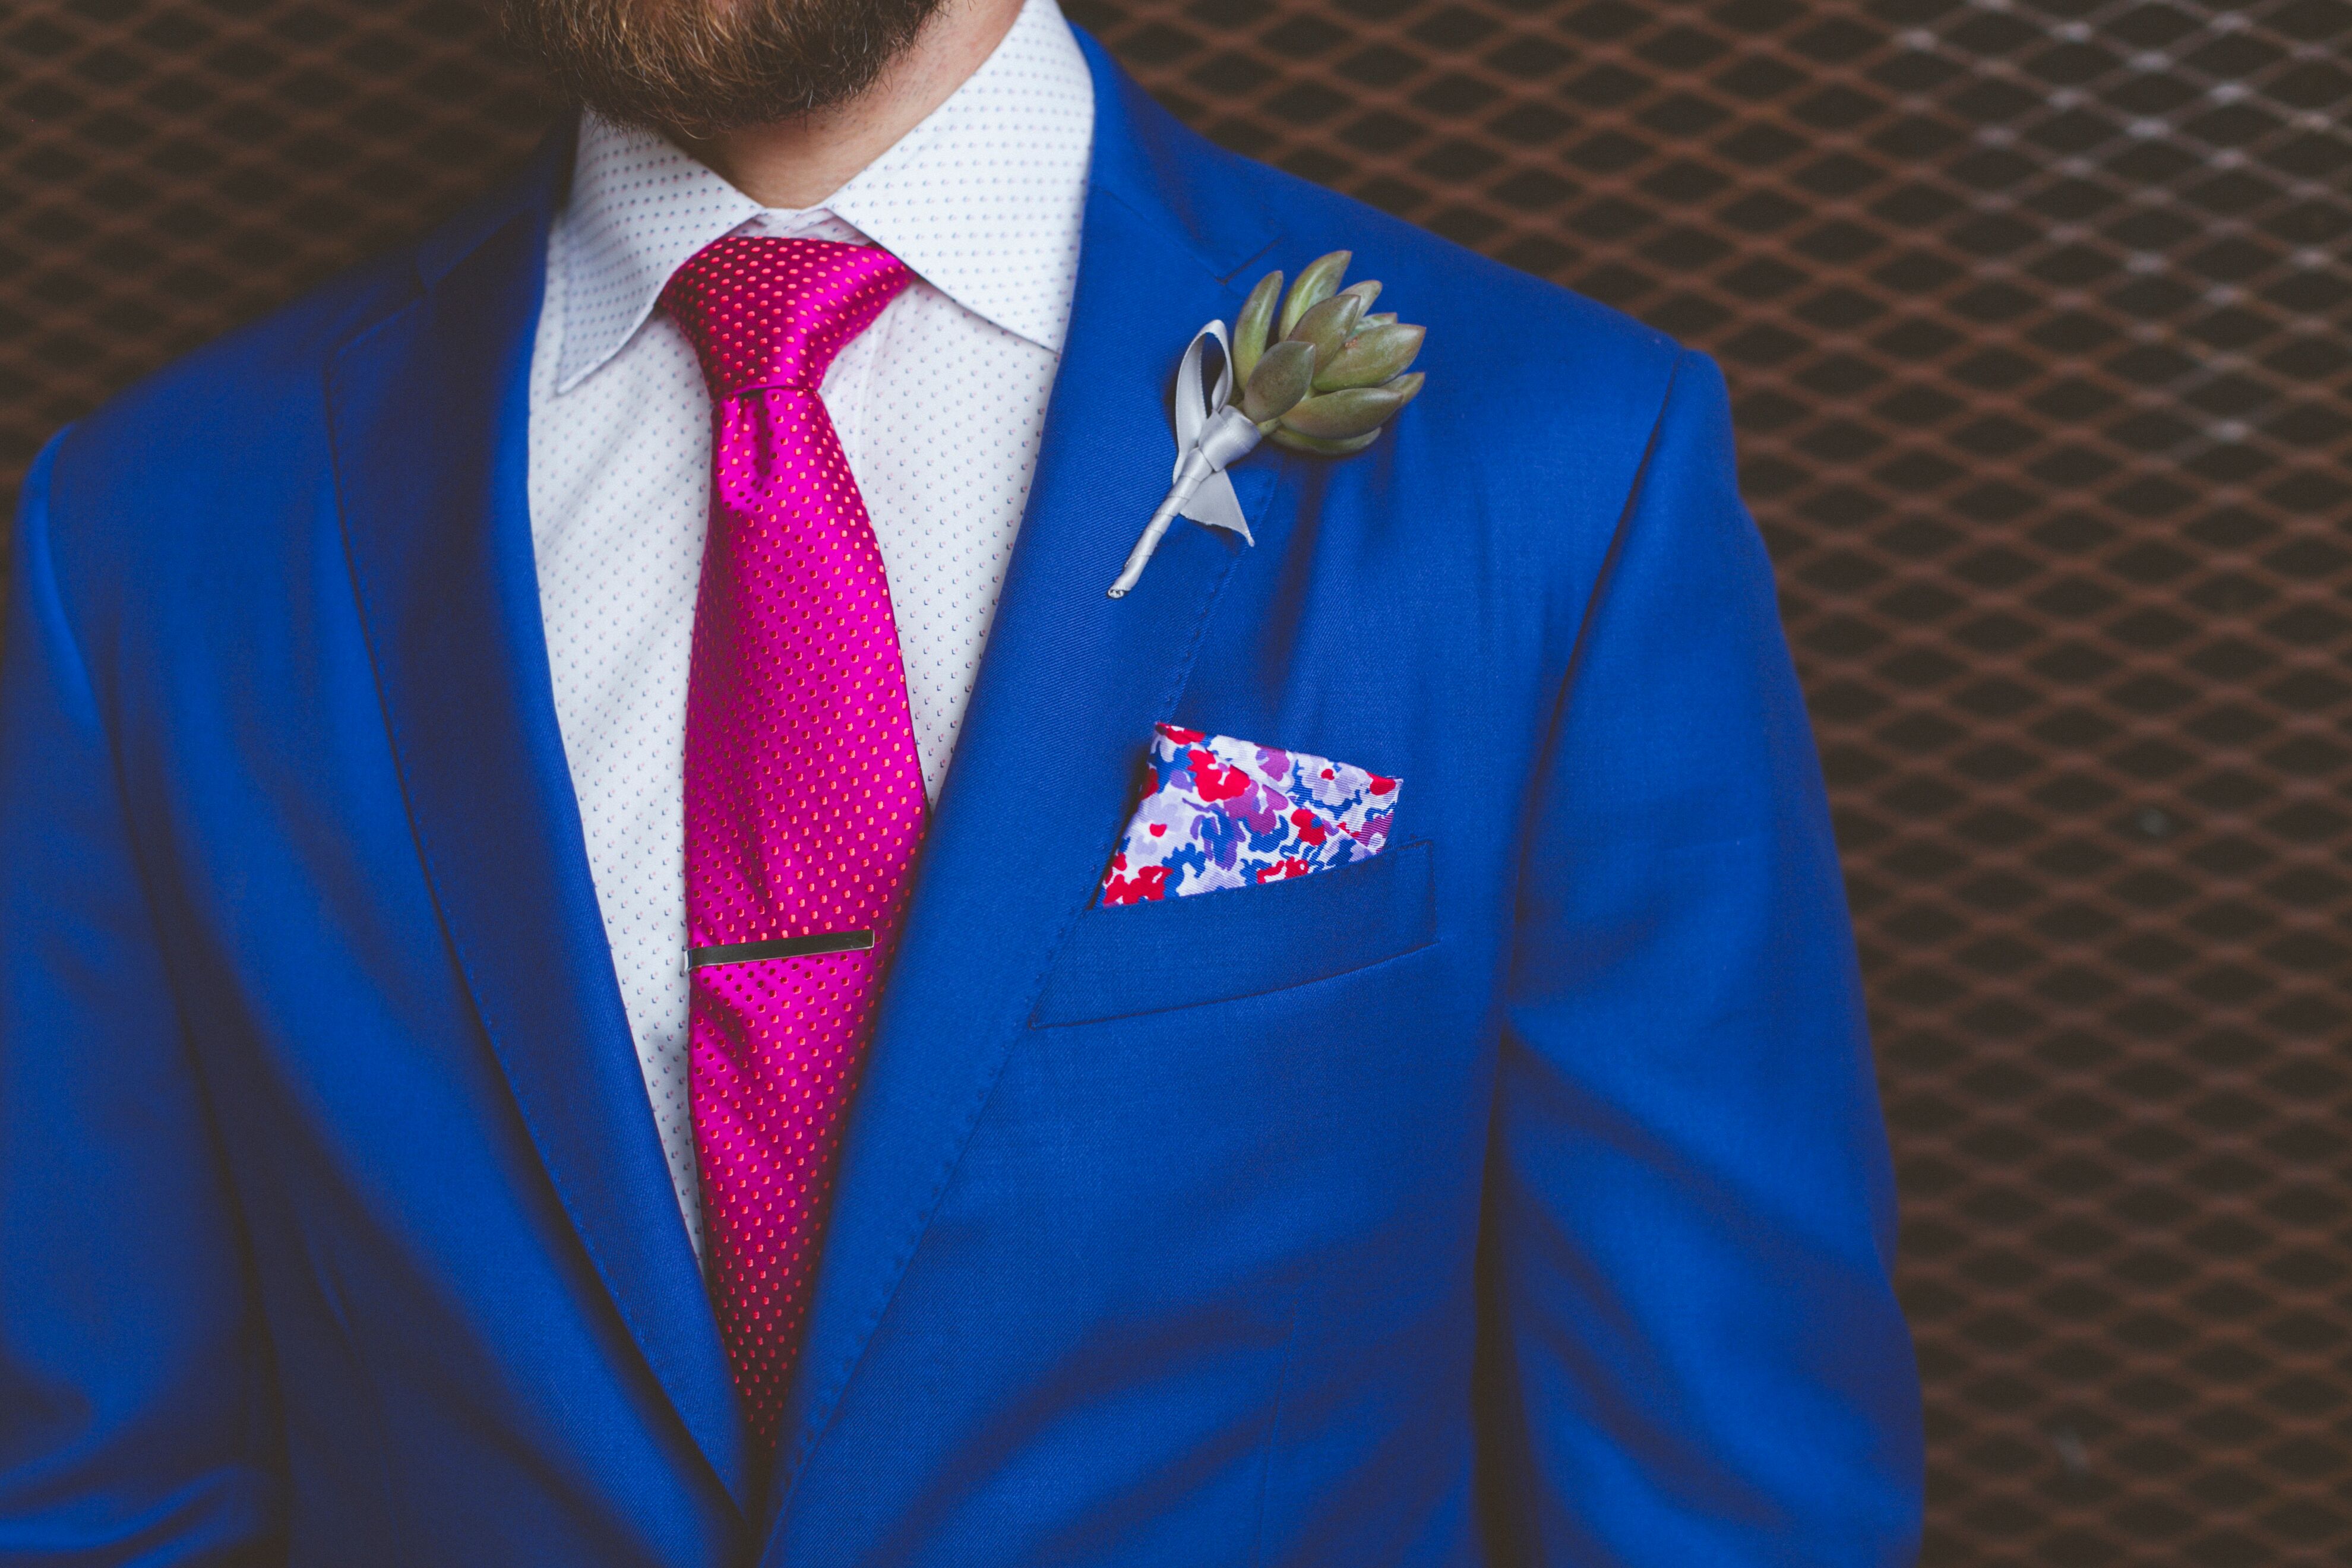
(765, 33), (1287, 1525)
(326, 138), (750, 1509)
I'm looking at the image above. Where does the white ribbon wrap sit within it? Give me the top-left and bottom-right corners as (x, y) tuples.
(1107, 320), (1266, 598)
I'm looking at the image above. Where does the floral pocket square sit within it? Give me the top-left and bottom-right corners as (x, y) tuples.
(1101, 723), (1399, 904)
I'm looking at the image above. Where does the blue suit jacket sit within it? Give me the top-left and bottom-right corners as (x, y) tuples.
(0, 34), (1921, 1567)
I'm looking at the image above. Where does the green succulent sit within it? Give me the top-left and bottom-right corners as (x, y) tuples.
(1229, 251), (1425, 456)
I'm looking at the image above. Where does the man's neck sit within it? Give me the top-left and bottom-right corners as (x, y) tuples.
(679, 0), (1028, 211)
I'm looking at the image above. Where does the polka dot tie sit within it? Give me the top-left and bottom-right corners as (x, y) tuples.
(662, 236), (924, 1453)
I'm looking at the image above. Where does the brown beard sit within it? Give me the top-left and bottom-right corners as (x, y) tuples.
(500, 0), (948, 138)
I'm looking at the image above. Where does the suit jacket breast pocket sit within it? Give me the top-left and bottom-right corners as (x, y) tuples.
(1029, 840), (1436, 1029)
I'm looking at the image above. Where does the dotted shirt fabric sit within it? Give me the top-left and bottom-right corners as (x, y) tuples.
(524, 0), (1094, 1251)
(665, 236), (926, 1447)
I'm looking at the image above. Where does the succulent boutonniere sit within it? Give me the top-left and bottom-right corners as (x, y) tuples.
(1107, 249), (1425, 598)
(1232, 249), (1428, 455)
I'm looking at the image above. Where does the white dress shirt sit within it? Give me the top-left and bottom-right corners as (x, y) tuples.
(526, 0), (1094, 1250)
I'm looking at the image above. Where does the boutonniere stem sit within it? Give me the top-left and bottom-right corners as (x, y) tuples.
(1108, 321), (1260, 598)
(1109, 251), (1426, 599)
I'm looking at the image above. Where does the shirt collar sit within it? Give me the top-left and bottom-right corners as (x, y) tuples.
(551, 0), (1093, 393)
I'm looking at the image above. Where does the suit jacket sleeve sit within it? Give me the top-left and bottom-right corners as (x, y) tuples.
(0, 434), (283, 1561)
(1483, 352), (1924, 1563)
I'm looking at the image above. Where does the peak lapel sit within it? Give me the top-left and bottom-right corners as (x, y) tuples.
(764, 36), (1286, 1530)
(325, 144), (750, 1507)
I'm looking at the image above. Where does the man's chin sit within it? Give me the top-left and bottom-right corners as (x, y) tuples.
(498, 0), (948, 137)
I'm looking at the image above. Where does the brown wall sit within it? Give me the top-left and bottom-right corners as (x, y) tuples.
(4, 0), (2348, 1558)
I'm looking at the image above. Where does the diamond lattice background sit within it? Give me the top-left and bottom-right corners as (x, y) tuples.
(3, 0), (2348, 1559)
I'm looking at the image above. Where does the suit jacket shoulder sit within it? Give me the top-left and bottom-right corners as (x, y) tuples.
(1096, 64), (1685, 422)
(1083, 58), (1696, 629)
(37, 144), (559, 640)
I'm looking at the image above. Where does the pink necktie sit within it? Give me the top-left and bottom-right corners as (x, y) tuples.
(662, 235), (924, 1451)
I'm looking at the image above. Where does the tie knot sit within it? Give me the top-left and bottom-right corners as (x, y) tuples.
(662, 236), (914, 399)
